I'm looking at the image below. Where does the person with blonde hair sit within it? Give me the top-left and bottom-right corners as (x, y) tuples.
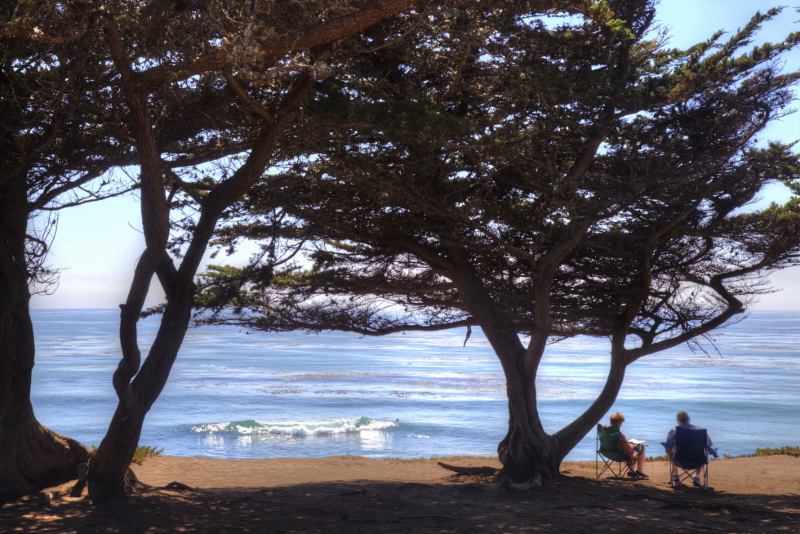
(606, 411), (648, 478)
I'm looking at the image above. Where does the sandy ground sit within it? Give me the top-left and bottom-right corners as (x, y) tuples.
(1, 455), (797, 533)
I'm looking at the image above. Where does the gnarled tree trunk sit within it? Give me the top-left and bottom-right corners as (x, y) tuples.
(496, 366), (559, 482)
(496, 335), (630, 483)
(447, 252), (560, 483)
(0, 169), (91, 503)
(87, 292), (193, 500)
(448, 249), (638, 485)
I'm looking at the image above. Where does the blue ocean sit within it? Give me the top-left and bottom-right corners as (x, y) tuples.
(30, 309), (798, 462)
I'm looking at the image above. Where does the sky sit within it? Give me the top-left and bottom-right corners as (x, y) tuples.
(30, 0), (799, 311)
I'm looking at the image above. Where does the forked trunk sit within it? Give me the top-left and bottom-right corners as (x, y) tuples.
(496, 347), (630, 484)
(87, 300), (192, 501)
(84, 58), (314, 498)
(496, 324), (632, 484)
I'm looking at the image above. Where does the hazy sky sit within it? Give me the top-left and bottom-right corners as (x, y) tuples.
(30, 0), (798, 310)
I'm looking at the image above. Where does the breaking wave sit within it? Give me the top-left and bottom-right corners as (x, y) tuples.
(188, 417), (397, 437)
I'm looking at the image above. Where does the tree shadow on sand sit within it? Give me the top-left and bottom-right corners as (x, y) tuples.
(1, 472), (796, 533)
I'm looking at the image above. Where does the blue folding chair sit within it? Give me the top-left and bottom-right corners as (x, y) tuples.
(662, 427), (709, 490)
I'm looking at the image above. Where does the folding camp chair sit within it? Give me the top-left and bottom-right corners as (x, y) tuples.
(596, 424), (634, 479)
(662, 426), (709, 490)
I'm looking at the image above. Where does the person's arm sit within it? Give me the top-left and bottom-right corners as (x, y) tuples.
(664, 427), (675, 455)
(707, 434), (717, 457)
(619, 432), (635, 455)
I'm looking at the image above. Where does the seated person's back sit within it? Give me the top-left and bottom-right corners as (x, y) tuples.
(606, 412), (648, 478)
(664, 410), (715, 485)
(666, 411), (713, 455)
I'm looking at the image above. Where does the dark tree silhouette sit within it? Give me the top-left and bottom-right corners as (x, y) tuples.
(1, 0), (270, 501)
(0, 3), (140, 502)
(86, 0), (508, 501)
(194, 2), (799, 484)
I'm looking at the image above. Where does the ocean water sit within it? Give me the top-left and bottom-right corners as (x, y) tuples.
(30, 309), (798, 462)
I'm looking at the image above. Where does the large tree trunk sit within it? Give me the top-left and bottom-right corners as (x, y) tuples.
(497, 330), (631, 483)
(446, 251), (560, 483)
(447, 250), (639, 485)
(496, 366), (559, 483)
(0, 169), (91, 503)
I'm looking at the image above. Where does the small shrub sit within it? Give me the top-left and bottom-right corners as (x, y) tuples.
(131, 445), (164, 465)
(723, 445), (800, 459)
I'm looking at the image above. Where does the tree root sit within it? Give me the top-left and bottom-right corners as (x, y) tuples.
(0, 423), (93, 503)
(437, 462), (498, 476)
(501, 472), (542, 491)
(69, 463), (89, 497)
(165, 482), (193, 491)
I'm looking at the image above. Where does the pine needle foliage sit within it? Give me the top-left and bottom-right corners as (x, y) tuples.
(194, 1), (799, 478)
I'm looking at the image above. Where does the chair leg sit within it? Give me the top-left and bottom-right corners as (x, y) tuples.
(597, 459), (614, 479)
(668, 457), (675, 487)
(597, 457), (628, 479)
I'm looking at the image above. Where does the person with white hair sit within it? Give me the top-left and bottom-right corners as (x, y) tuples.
(664, 411), (717, 485)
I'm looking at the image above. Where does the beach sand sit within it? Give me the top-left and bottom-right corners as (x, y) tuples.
(2, 455), (797, 532)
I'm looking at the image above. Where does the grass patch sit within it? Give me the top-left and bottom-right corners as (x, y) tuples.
(92, 444), (164, 465)
(131, 445), (164, 465)
(722, 445), (800, 459)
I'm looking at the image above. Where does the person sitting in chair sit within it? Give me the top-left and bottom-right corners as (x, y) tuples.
(664, 410), (717, 485)
(607, 412), (648, 479)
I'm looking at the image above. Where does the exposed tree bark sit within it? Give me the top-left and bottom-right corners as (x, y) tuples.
(445, 249), (557, 481)
(437, 462), (497, 475)
(0, 27), (100, 496)
(0, 168), (93, 502)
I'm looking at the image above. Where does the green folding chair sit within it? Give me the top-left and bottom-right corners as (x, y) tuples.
(596, 424), (634, 478)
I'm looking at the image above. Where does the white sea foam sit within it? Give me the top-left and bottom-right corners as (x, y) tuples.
(189, 417), (397, 437)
